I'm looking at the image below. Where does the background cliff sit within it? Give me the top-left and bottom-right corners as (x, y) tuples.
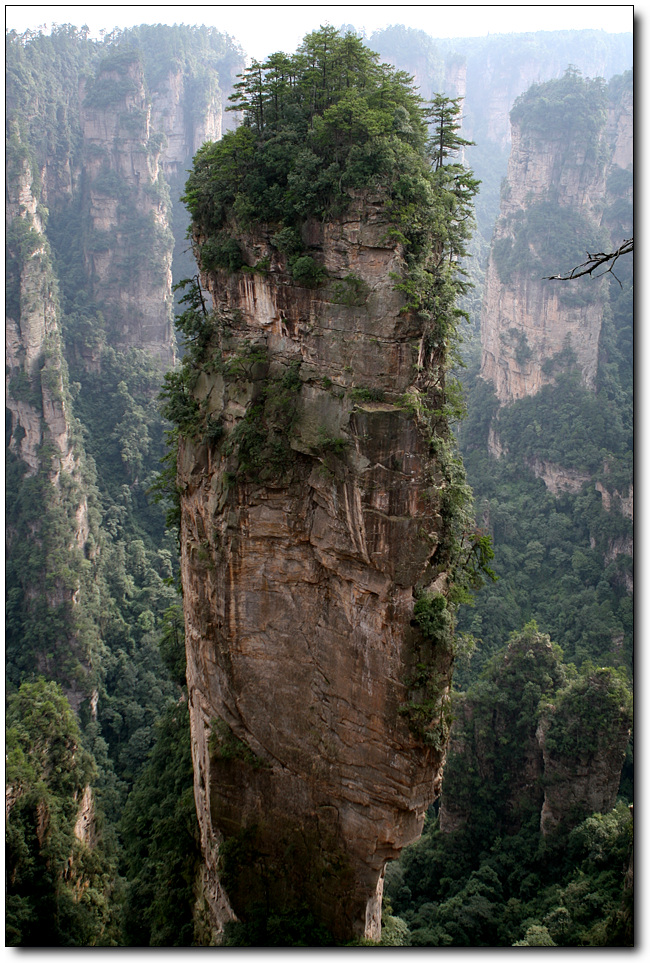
(5, 23), (244, 946)
(454, 68), (632, 681)
(370, 27), (631, 241)
(480, 68), (631, 403)
(380, 59), (632, 949)
(385, 625), (633, 947)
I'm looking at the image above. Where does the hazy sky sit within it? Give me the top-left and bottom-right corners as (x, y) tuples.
(6, 4), (634, 60)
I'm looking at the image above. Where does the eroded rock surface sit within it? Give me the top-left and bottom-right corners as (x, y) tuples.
(179, 195), (455, 942)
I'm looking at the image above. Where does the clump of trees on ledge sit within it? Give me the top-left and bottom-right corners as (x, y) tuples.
(182, 25), (479, 347)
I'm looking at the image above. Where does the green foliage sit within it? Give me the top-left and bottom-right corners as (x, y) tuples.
(456, 343), (632, 679)
(4, 20), (249, 949)
(82, 47), (142, 108)
(386, 627), (633, 947)
(200, 231), (245, 272)
(158, 604), (187, 687)
(120, 699), (202, 946)
(513, 924), (557, 945)
(349, 386), (385, 403)
(182, 26), (430, 235)
(208, 718), (268, 768)
(426, 94), (475, 171)
(542, 664), (632, 758)
(413, 592), (453, 646)
(492, 201), (610, 302)
(6, 680), (121, 946)
(510, 67), (608, 153)
(330, 272), (370, 305)
(227, 359), (303, 482)
(222, 903), (336, 947)
(379, 904), (412, 945)
(288, 254), (328, 287)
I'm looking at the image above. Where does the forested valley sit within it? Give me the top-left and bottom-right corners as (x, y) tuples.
(5, 20), (632, 946)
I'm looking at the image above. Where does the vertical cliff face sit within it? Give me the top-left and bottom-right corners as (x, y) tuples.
(480, 77), (608, 403)
(80, 55), (175, 361)
(177, 194), (461, 942)
(150, 67), (222, 181)
(6, 158), (74, 474)
(5, 143), (95, 702)
(5, 25), (244, 703)
(480, 70), (632, 406)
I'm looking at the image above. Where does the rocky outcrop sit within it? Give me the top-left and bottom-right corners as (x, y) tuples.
(480, 269), (605, 403)
(439, 632), (631, 839)
(5, 145), (96, 702)
(6, 154), (81, 482)
(179, 193), (457, 942)
(608, 75), (633, 172)
(73, 784), (97, 848)
(537, 693), (631, 837)
(596, 480), (633, 519)
(480, 101), (607, 402)
(526, 458), (591, 495)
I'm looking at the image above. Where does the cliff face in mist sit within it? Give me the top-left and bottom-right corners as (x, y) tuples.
(370, 27), (632, 149)
(178, 193), (458, 942)
(480, 71), (633, 404)
(5, 26), (244, 699)
(80, 54), (176, 360)
(6, 154), (79, 479)
(5, 142), (95, 704)
(481, 70), (632, 406)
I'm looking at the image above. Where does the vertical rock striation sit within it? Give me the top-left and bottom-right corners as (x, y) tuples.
(5, 141), (97, 706)
(178, 195), (459, 942)
(80, 54), (176, 362)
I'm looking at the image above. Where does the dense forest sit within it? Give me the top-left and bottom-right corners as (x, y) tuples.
(5, 21), (632, 946)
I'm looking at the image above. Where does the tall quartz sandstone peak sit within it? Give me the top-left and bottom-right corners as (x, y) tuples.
(179, 194), (457, 943)
(480, 73), (632, 405)
(6, 148), (92, 707)
(6, 155), (81, 487)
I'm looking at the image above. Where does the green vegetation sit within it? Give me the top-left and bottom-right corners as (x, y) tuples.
(175, 30), (492, 766)
(493, 201), (610, 301)
(120, 698), (201, 946)
(182, 27), (479, 373)
(385, 625), (632, 946)
(331, 272), (370, 305)
(184, 27), (429, 230)
(456, 270), (632, 681)
(6, 19), (633, 949)
(542, 665), (632, 758)
(6, 679), (121, 946)
(510, 67), (608, 152)
(4, 21), (244, 948)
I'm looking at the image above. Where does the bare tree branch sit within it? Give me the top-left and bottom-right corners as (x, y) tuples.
(544, 237), (633, 286)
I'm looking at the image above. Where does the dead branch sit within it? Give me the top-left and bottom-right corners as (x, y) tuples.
(544, 237), (633, 286)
